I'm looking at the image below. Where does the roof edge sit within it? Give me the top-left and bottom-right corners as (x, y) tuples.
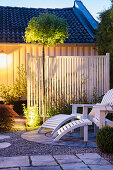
(73, 1), (98, 39)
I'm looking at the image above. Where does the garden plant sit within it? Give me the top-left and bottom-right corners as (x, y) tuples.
(24, 13), (68, 122)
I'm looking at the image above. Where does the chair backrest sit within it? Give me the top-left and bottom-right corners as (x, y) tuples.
(101, 89), (113, 105)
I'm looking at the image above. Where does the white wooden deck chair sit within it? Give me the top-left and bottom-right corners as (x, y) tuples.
(38, 89), (113, 136)
(89, 89), (113, 133)
(53, 119), (92, 142)
(92, 105), (113, 129)
(89, 89), (113, 122)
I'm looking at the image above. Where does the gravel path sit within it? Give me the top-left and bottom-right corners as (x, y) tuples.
(0, 130), (113, 165)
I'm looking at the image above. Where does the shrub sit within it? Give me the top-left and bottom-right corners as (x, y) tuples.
(96, 126), (113, 153)
(47, 94), (72, 118)
(46, 89), (102, 118)
(23, 104), (41, 127)
(0, 65), (27, 105)
(0, 104), (19, 132)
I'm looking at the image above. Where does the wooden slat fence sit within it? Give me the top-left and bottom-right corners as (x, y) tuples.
(27, 53), (110, 115)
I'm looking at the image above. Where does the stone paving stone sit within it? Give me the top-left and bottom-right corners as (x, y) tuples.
(21, 166), (61, 170)
(54, 155), (82, 164)
(0, 142), (11, 149)
(59, 162), (90, 170)
(31, 155), (58, 166)
(0, 156), (30, 168)
(0, 135), (10, 140)
(89, 165), (113, 170)
(77, 153), (111, 165)
(0, 168), (19, 170)
(54, 155), (89, 170)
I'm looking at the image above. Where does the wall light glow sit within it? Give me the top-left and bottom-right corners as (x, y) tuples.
(0, 53), (12, 68)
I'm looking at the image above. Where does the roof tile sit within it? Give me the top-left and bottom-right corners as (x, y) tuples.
(0, 6), (96, 43)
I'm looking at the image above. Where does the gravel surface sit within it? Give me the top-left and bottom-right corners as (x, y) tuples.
(0, 130), (113, 165)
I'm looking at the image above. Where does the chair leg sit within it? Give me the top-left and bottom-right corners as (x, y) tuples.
(94, 124), (98, 136)
(71, 119), (75, 133)
(37, 126), (42, 133)
(80, 127), (84, 138)
(84, 125), (88, 142)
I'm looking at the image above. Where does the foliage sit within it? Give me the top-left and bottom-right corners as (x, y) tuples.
(0, 104), (19, 132)
(111, 0), (113, 27)
(24, 13), (68, 46)
(96, 126), (113, 153)
(24, 13), (68, 122)
(46, 88), (102, 118)
(23, 104), (41, 127)
(47, 94), (72, 117)
(0, 65), (27, 104)
(95, 0), (113, 87)
(14, 64), (27, 98)
(96, 9), (113, 55)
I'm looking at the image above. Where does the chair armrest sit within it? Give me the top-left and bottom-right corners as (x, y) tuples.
(71, 104), (95, 108)
(71, 104), (95, 116)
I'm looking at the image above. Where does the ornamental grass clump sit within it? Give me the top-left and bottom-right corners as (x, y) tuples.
(96, 126), (113, 153)
(23, 104), (41, 127)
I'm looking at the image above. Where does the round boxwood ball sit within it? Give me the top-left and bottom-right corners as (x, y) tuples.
(96, 126), (113, 153)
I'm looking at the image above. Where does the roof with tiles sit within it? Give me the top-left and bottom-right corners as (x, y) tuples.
(0, 2), (97, 44)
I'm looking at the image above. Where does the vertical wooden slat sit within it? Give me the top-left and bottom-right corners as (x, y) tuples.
(36, 58), (38, 105)
(96, 57), (99, 97)
(64, 57), (67, 100)
(106, 53), (110, 91)
(104, 56), (106, 93)
(75, 57), (77, 100)
(99, 57), (102, 96)
(77, 57), (79, 100)
(30, 56), (33, 106)
(101, 57), (104, 95)
(27, 53), (30, 107)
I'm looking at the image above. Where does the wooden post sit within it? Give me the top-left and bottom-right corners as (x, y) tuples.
(27, 53), (30, 107)
(106, 53), (110, 91)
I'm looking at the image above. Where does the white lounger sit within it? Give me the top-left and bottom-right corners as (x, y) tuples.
(53, 119), (92, 142)
(38, 114), (76, 135)
(38, 89), (113, 136)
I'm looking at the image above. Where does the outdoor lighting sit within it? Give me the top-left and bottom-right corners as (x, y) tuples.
(23, 105), (40, 127)
(0, 51), (12, 68)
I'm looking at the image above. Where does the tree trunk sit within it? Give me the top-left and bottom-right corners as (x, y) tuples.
(42, 43), (45, 122)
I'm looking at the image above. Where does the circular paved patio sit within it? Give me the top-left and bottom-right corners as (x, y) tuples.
(21, 129), (97, 148)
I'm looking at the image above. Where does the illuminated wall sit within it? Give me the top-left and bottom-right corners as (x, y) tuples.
(0, 43), (98, 86)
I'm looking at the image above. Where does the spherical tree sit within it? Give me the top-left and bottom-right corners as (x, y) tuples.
(24, 13), (68, 121)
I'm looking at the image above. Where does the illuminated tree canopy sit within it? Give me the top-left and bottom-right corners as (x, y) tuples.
(24, 13), (68, 46)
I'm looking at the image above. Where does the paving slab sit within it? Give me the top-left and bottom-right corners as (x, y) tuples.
(21, 166), (61, 170)
(89, 165), (113, 170)
(59, 162), (90, 170)
(0, 156), (30, 168)
(31, 155), (58, 166)
(54, 155), (90, 170)
(0, 142), (11, 149)
(54, 154), (82, 164)
(77, 153), (111, 165)
(0, 135), (10, 140)
(0, 168), (19, 170)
